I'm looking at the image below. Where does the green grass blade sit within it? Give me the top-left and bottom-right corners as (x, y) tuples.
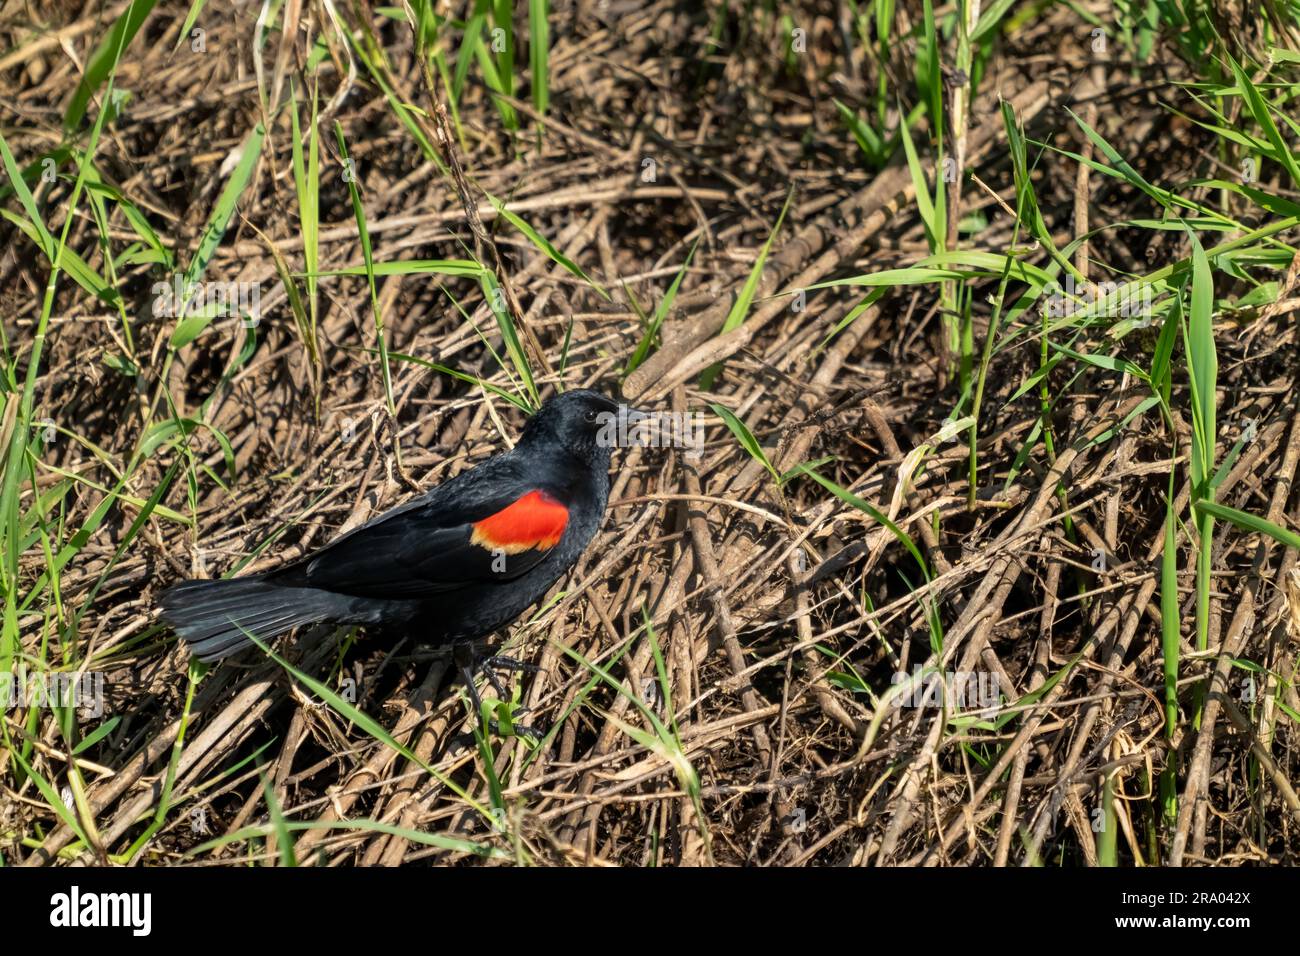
(626, 237), (698, 376)
(709, 402), (777, 481)
(484, 192), (609, 298)
(64, 0), (159, 129)
(700, 189), (793, 388)
(529, 0), (549, 121)
(1194, 500), (1300, 551)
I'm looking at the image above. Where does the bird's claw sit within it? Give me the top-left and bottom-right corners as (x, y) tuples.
(454, 646), (544, 739)
(479, 655), (544, 702)
(482, 655), (544, 675)
(471, 703), (543, 741)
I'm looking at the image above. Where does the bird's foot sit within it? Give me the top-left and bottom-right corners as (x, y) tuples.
(480, 654), (542, 689)
(453, 645), (543, 739)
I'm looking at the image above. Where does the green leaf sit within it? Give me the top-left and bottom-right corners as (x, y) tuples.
(700, 189), (793, 389)
(626, 238), (698, 376)
(1225, 53), (1300, 188)
(709, 403), (777, 481)
(1193, 500), (1300, 551)
(71, 716), (121, 755)
(1185, 229), (1217, 493)
(529, 0), (549, 119)
(64, 0), (159, 129)
(485, 193), (608, 298)
(0, 134), (54, 256)
(785, 462), (928, 574)
(171, 121), (266, 337)
(479, 272), (539, 408)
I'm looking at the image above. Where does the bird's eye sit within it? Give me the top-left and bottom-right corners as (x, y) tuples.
(584, 409), (599, 424)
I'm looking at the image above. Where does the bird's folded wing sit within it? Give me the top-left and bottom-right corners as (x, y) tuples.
(268, 488), (570, 600)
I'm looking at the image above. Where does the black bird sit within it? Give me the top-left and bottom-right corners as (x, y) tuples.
(159, 390), (638, 671)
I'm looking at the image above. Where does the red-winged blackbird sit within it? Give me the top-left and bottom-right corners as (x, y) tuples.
(159, 390), (639, 664)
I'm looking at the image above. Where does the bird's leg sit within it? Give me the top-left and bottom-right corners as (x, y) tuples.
(453, 642), (490, 720)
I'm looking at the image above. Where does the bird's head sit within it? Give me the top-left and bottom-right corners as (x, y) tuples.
(521, 389), (651, 463)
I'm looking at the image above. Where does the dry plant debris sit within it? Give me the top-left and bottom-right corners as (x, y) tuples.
(1, 0), (1298, 866)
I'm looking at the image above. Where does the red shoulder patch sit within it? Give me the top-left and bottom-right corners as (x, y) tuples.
(470, 490), (569, 554)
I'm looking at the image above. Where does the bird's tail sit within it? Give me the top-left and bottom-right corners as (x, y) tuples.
(158, 578), (343, 663)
